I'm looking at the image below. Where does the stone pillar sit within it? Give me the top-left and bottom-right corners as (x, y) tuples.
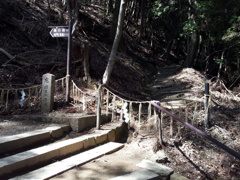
(41, 73), (55, 113)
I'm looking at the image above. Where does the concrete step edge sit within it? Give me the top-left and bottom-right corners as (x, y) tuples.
(10, 142), (124, 180)
(109, 169), (160, 180)
(0, 122), (125, 178)
(0, 125), (70, 155)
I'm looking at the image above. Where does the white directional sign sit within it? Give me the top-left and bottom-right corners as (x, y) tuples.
(50, 27), (69, 38)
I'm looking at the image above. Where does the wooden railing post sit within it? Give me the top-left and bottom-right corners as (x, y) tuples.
(156, 101), (163, 146)
(204, 81), (210, 129)
(96, 83), (102, 130)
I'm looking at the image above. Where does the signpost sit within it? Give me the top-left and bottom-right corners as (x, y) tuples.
(49, 1), (76, 103)
(49, 25), (72, 103)
(50, 27), (69, 38)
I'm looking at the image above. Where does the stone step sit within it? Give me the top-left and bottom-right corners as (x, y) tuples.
(109, 160), (174, 180)
(12, 114), (112, 133)
(0, 122), (126, 179)
(0, 125), (70, 156)
(109, 169), (160, 180)
(10, 142), (124, 180)
(136, 159), (174, 179)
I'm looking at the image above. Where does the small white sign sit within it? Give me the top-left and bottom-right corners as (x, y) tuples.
(50, 27), (69, 38)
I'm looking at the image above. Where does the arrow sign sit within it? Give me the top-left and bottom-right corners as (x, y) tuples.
(50, 27), (69, 38)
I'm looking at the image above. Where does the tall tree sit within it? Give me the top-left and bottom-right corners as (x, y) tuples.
(109, 0), (121, 42)
(97, 0), (127, 129)
(102, 0), (127, 85)
(183, 0), (200, 67)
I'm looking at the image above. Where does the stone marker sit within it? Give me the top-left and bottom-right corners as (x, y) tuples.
(41, 73), (55, 113)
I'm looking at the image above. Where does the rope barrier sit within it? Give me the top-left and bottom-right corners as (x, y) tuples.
(151, 101), (240, 160)
(98, 83), (240, 161)
(0, 77), (66, 110)
(1, 76), (239, 161)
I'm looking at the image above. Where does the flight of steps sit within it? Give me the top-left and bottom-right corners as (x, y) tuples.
(0, 121), (126, 179)
(0, 119), (190, 180)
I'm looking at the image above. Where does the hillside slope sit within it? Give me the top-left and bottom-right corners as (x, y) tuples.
(0, 0), (164, 101)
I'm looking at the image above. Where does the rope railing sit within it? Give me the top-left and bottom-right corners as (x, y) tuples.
(88, 84), (240, 161)
(151, 101), (240, 160)
(0, 77), (66, 111)
(0, 85), (42, 110)
(102, 87), (151, 122)
(100, 86), (207, 135)
(1, 76), (239, 160)
(71, 80), (87, 111)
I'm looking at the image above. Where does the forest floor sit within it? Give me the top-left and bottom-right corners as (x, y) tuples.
(0, 1), (240, 179)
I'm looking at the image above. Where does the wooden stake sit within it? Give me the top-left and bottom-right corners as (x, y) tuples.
(156, 101), (163, 146)
(204, 82), (210, 129)
(129, 101), (132, 122)
(148, 102), (151, 120)
(120, 100), (123, 121)
(106, 90), (109, 115)
(185, 107), (188, 123)
(139, 103), (142, 122)
(96, 85), (102, 130)
(5, 90), (9, 109)
(82, 94), (86, 111)
(170, 111), (174, 137)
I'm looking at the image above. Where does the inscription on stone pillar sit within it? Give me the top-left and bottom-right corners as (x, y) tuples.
(41, 73), (55, 113)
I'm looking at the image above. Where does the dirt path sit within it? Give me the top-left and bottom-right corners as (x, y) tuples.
(148, 66), (205, 101)
(0, 116), (61, 137)
(50, 138), (167, 180)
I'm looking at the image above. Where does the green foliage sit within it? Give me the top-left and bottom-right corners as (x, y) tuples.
(152, 1), (170, 17)
(215, 59), (224, 65)
(181, 19), (197, 36)
(149, 0), (240, 85)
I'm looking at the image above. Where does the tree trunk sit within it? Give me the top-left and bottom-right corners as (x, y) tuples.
(217, 50), (225, 80)
(184, 30), (199, 67)
(102, 0), (127, 85)
(109, 0), (121, 42)
(107, 0), (113, 15)
(139, 0), (146, 41)
(184, 0), (200, 68)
